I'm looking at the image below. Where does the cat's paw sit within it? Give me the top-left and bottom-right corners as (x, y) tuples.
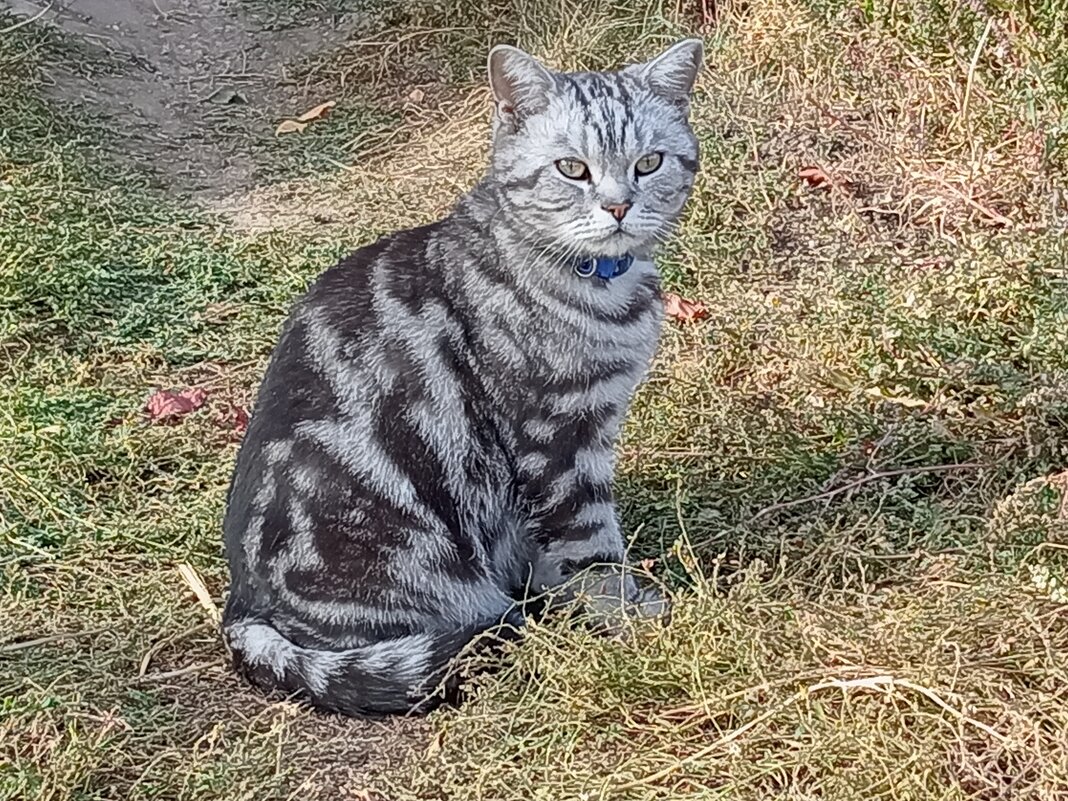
(572, 566), (670, 636)
(630, 583), (671, 623)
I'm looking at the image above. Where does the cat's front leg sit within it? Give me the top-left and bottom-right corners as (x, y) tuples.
(520, 441), (667, 631)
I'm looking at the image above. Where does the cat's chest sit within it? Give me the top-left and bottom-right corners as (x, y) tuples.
(532, 266), (662, 369)
(526, 273), (662, 413)
(533, 318), (658, 381)
(473, 259), (663, 407)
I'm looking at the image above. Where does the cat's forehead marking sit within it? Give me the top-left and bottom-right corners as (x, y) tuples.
(555, 72), (645, 157)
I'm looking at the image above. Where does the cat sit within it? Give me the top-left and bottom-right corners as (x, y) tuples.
(221, 38), (703, 716)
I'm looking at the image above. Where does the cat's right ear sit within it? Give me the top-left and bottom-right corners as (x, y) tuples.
(488, 45), (554, 125)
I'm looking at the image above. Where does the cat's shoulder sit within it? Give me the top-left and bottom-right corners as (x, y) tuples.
(296, 219), (454, 314)
(323, 222), (443, 283)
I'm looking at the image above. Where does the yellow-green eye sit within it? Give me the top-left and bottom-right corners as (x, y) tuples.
(635, 152), (663, 176)
(555, 158), (590, 180)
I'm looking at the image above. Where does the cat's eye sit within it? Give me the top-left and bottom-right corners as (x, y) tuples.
(635, 152), (663, 176)
(555, 158), (591, 181)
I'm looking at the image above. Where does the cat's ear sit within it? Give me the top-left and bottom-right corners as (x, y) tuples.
(631, 39), (704, 104)
(488, 45), (554, 123)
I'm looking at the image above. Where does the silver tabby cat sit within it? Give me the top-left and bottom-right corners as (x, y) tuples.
(222, 39), (703, 716)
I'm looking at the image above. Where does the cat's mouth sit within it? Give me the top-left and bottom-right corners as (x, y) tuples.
(587, 227), (643, 256)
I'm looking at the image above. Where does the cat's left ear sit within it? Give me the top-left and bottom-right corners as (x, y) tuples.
(630, 39), (704, 104)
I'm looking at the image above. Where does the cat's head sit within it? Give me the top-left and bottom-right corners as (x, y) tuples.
(486, 40), (703, 261)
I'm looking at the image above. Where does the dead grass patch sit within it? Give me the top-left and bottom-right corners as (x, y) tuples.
(390, 562), (1068, 799)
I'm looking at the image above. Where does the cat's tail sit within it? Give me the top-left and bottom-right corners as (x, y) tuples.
(223, 616), (518, 717)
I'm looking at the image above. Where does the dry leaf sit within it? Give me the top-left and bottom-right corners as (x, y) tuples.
(215, 403), (249, 437)
(663, 291), (709, 322)
(275, 119), (308, 136)
(144, 388), (208, 423)
(822, 368), (854, 392)
(200, 302), (239, 323)
(799, 165), (831, 188)
(296, 100), (336, 123)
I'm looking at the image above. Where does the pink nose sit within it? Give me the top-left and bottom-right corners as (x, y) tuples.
(602, 202), (631, 221)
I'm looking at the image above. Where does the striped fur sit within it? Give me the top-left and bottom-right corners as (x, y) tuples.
(222, 40), (703, 716)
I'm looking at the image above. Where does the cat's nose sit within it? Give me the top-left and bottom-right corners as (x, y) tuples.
(602, 202), (631, 221)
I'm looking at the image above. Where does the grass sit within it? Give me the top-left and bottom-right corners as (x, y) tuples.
(2, 0), (1068, 798)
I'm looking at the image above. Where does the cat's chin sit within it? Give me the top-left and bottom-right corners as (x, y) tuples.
(581, 230), (649, 258)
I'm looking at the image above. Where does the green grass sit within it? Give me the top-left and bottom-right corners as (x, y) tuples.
(3, 0), (1068, 798)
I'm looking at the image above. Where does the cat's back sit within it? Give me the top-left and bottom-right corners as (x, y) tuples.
(223, 220), (459, 555)
(263, 218), (458, 389)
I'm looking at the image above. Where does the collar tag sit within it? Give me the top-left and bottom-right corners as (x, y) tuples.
(574, 254), (633, 281)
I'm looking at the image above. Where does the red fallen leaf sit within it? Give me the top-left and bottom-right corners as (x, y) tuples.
(663, 291), (709, 323)
(799, 165), (831, 188)
(144, 388), (208, 423)
(232, 405), (249, 434)
(210, 402), (249, 438)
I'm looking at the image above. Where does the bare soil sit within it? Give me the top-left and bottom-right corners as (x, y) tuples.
(2, 0), (363, 199)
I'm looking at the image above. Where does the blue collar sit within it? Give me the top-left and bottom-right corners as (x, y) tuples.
(573, 253), (633, 281)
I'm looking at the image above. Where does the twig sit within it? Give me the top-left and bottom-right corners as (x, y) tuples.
(0, 627), (106, 653)
(138, 622), (211, 676)
(138, 660), (224, 682)
(890, 676), (1007, 742)
(701, 0), (717, 26)
(0, 2), (53, 35)
(749, 462), (985, 522)
(609, 674), (1008, 792)
(926, 172), (1013, 227)
(187, 72), (269, 83)
(961, 19), (993, 132)
(620, 447), (719, 460)
(654, 665), (896, 725)
(321, 156), (356, 173)
(178, 563), (221, 625)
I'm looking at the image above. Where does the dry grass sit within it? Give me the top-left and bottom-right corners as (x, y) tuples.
(399, 551), (1068, 799)
(3, 0), (1068, 799)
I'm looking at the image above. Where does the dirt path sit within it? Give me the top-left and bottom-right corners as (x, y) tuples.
(2, 0), (363, 199)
